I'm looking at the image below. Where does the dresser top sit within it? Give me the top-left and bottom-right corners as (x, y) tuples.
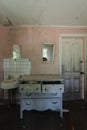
(19, 74), (63, 82)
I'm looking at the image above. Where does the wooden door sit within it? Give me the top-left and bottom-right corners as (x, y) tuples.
(61, 38), (84, 100)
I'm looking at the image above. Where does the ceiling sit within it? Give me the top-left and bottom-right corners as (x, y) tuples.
(0, 0), (87, 26)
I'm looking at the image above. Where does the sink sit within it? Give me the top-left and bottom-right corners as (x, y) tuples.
(1, 79), (19, 89)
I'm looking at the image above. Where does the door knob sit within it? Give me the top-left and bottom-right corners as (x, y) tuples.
(80, 72), (84, 75)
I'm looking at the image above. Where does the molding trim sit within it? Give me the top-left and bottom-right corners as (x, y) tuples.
(59, 34), (87, 99)
(59, 34), (87, 37)
(1, 25), (87, 28)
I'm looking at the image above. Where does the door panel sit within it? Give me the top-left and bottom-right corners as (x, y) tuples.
(64, 78), (71, 93)
(73, 78), (80, 92)
(61, 38), (83, 100)
(72, 42), (81, 72)
(62, 41), (71, 73)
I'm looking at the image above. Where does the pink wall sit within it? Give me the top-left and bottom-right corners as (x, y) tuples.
(0, 26), (87, 98)
(9, 26), (87, 74)
(0, 27), (13, 98)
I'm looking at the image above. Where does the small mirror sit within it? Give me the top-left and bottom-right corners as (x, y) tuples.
(42, 43), (54, 63)
(13, 44), (21, 59)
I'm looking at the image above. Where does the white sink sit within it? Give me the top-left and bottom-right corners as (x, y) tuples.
(1, 79), (19, 89)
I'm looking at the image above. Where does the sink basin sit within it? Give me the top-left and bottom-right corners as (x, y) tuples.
(1, 79), (19, 89)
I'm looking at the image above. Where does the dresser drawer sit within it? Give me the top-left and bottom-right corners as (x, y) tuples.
(19, 92), (61, 98)
(50, 98), (61, 109)
(20, 98), (61, 111)
(20, 99), (51, 111)
(19, 84), (41, 93)
(42, 84), (64, 93)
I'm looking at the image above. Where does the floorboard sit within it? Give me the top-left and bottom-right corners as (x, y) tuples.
(0, 100), (87, 130)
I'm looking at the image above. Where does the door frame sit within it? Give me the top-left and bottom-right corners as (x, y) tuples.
(59, 34), (87, 100)
(84, 38), (87, 101)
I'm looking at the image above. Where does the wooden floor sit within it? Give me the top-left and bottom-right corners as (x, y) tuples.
(0, 100), (87, 130)
(64, 100), (87, 130)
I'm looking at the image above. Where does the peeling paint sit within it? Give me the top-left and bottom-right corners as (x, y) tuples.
(5, 17), (13, 25)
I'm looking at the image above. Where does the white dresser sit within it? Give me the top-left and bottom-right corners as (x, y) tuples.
(19, 75), (64, 119)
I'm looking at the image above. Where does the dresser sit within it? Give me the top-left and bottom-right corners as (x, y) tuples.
(19, 75), (64, 119)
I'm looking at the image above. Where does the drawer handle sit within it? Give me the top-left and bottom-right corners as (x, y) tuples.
(45, 88), (47, 91)
(36, 88), (38, 91)
(52, 102), (58, 104)
(21, 88), (24, 90)
(26, 102), (31, 105)
(26, 93), (31, 96)
(60, 88), (62, 90)
(52, 93), (57, 96)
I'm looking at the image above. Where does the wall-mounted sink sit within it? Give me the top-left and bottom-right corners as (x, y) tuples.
(1, 79), (19, 89)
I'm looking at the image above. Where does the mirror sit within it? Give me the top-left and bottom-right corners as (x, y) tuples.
(42, 43), (54, 63)
(13, 44), (21, 59)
